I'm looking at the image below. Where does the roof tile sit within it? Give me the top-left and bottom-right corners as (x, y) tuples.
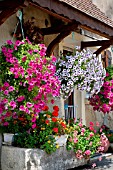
(59, 0), (113, 27)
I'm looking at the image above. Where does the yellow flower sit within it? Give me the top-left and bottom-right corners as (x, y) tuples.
(56, 144), (59, 149)
(48, 140), (51, 143)
(65, 128), (68, 131)
(41, 128), (45, 130)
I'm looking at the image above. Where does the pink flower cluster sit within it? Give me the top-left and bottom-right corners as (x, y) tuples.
(99, 133), (109, 152)
(67, 120), (103, 159)
(89, 68), (113, 114)
(0, 39), (61, 127)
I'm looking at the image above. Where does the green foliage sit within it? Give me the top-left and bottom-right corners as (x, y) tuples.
(66, 120), (101, 159)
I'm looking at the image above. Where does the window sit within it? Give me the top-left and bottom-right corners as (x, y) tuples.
(63, 49), (77, 120)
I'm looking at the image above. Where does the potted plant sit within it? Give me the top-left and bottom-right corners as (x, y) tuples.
(66, 119), (106, 159)
(55, 48), (106, 99)
(0, 39), (61, 144)
(89, 66), (113, 113)
(12, 105), (68, 153)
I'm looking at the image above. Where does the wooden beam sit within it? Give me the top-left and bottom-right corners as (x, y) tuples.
(94, 44), (110, 56)
(46, 22), (78, 56)
(81, 40), (112, 50)
(0, 9), (17, 26)
(41, 23), (78, 35)
(30, 1), (71, 23)
(0, 0), (26, 10)
(0, 0), (29, 26)
(46, 31), (71, 56)
(80, 25), (113, 39)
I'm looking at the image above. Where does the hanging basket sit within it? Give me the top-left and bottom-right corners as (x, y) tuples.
(55, 48), (106, 99)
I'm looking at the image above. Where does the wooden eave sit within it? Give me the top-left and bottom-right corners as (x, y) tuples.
(0, 0), (29, 26)
(31, 0), (113, 39)
(1, 0), (113, 56)
(0, 0), (113, 39)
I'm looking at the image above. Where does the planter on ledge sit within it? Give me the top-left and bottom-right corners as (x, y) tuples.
(1, 146), (89, 170)
(55, 135), (68, 146)
(3, 133), (14, 145)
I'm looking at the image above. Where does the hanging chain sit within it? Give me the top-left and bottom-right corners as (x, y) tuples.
(12, 10), (25, 41)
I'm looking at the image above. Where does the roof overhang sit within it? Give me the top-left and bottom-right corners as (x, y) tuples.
(1, 0), (113, 56)
(31, 0), (113, 39)
(0, 0), (113, 39)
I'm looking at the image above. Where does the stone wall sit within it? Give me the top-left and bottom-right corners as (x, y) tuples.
(1, 146), (88, 170)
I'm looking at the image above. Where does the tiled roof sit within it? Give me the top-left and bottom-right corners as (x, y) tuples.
(58, 0), (113, 28)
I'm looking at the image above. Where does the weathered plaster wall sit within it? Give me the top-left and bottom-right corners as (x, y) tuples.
(92, 0), (113, 21)
(23, 5), (59, 57)
(0, 14), (17, 48)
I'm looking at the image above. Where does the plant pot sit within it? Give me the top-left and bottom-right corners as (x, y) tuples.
(3, 133), (14, 145)
(55, 135), (68, 146)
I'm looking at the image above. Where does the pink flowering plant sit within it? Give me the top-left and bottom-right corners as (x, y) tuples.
(66, 119), (105, 159)
(0, 39), (60, 133)
(89, 66), (113, 114)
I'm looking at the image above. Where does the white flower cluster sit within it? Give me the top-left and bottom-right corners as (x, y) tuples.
(55, 48), (106, 99)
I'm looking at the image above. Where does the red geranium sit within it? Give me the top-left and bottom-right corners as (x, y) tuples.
(45, 119), (49, 124)
(52, 110), (58, 117)
(53, 105), (59, 111)
(52, 117), (57, 122)
(89, 122), (94, 127)
(60, 122), (66, 128)
(42, 105), (49, 111)
(53, 127), (58, 133)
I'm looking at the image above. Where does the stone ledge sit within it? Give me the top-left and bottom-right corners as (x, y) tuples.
(1, 146), (88, 170)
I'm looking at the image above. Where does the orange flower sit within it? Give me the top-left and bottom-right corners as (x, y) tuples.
(53, 105), (59, 111)
(53, 127), (58, 133)
(42, 105), (49, 111)
(46, 114), (51, 118)
(13, 120), (17, 124)
(52, 111), (58, 117)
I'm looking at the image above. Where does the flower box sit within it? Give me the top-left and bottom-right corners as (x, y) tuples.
(1, 145), (89, 170)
